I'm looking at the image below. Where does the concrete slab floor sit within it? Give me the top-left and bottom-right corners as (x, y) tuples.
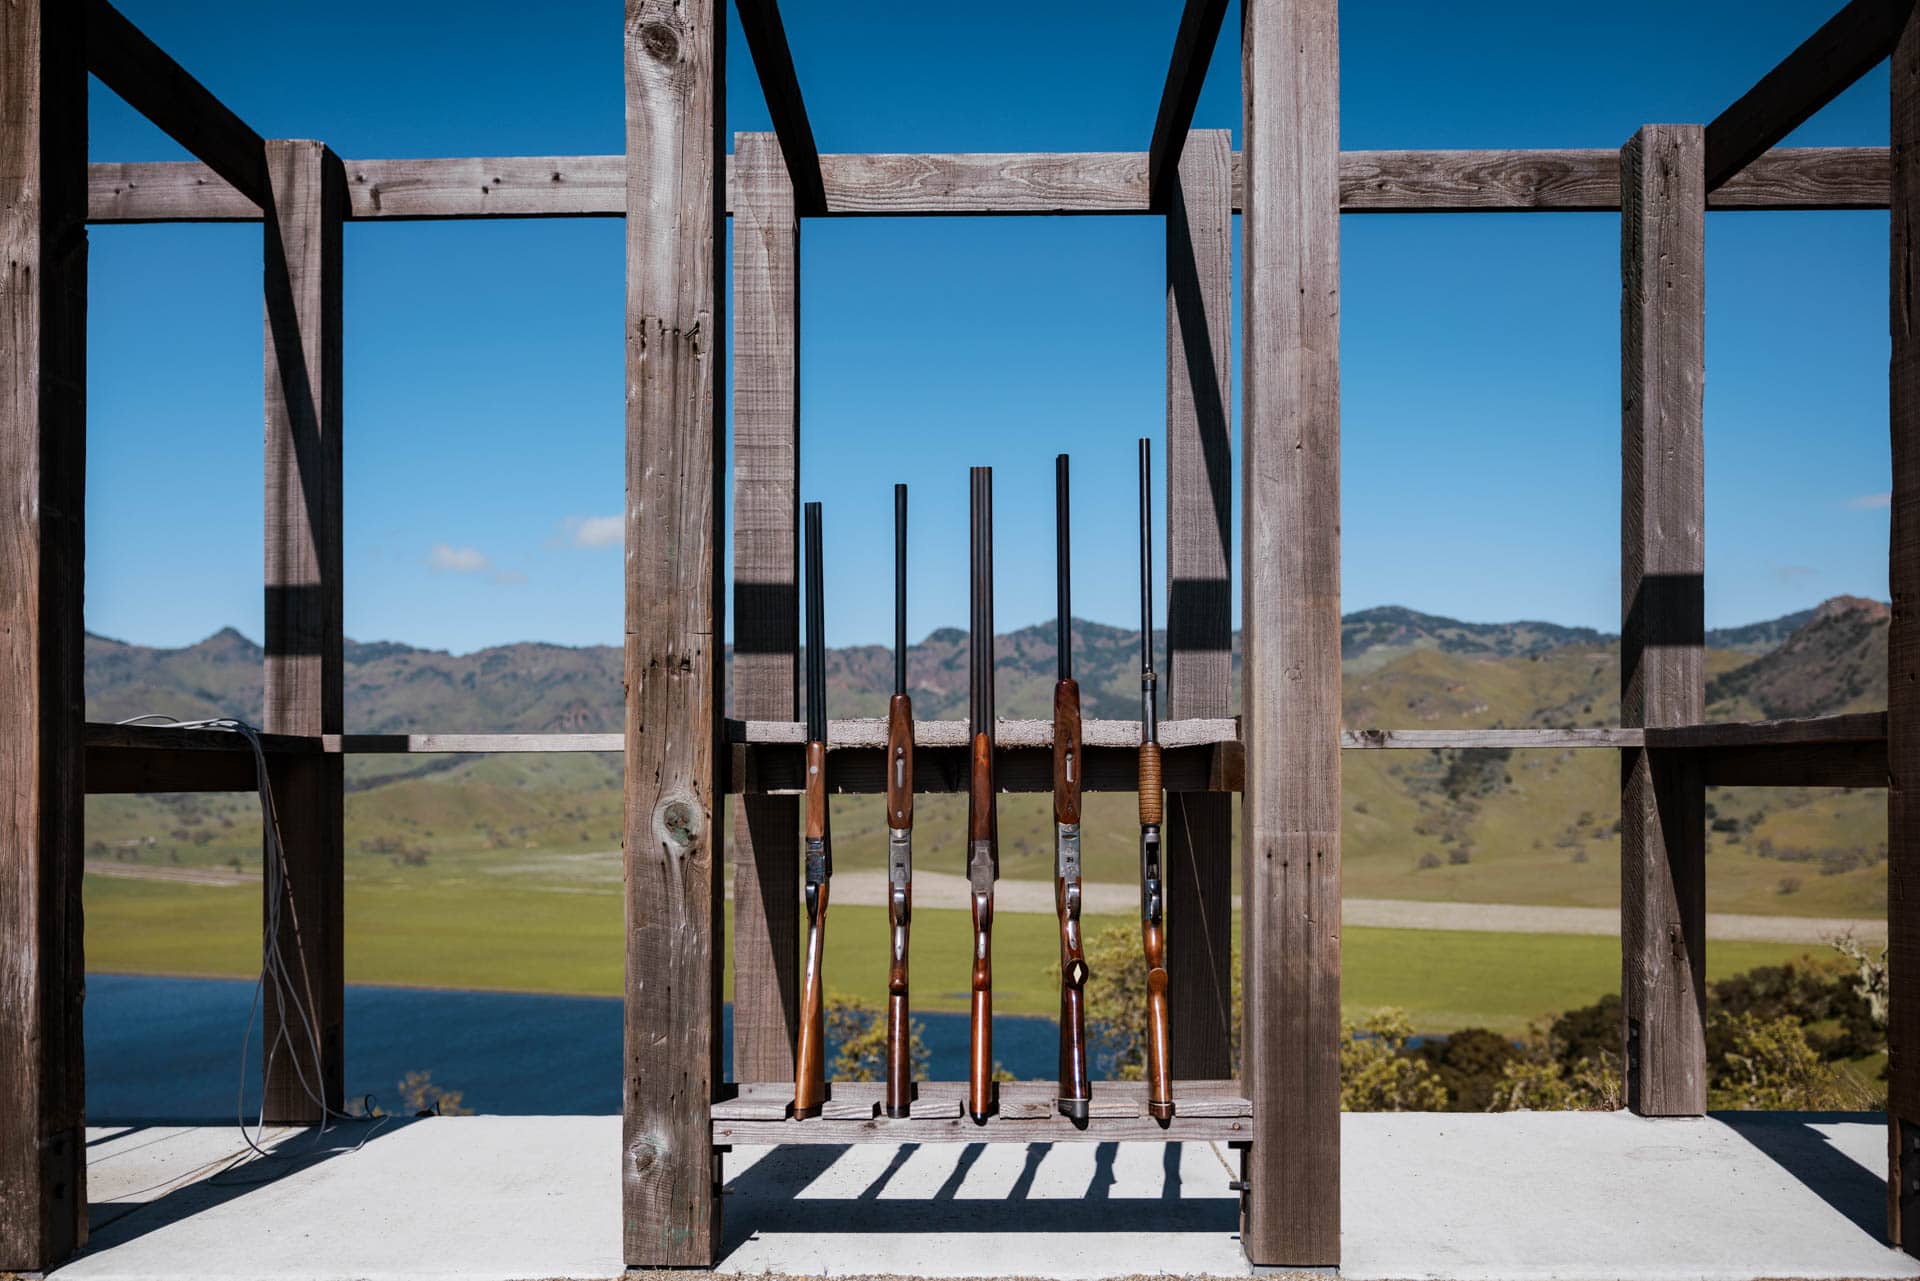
(44, 1111), (1920, 1281)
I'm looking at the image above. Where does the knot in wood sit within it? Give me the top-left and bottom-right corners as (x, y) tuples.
(655, 793), (704, 853)
(633, 20), (680, 63)
(627, 1132), (663, 1174)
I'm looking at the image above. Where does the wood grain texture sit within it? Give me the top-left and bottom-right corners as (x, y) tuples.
(731, 716), (1237, 749)
(260, 139), (346, 1127)
(1166, 129), (1234, 1081)
(1620, 125), (1708, 1120)
(732, 1), (824, 215)
(0, 0), (87, 1267)
(1241, 0), (1342, 1264)
(730, 133), (802, 1085)
(1147, 1), (1230, 212)
(1698, 741), (1887, 789)
(1891, 6), (1920, 1250)
(86, 0), (267, 206)
(623, 0), (725, 1265)
(85, 147), (1893, 224)
(715, 1079), (1250, 1143)
(1706, 0), (1903, 190)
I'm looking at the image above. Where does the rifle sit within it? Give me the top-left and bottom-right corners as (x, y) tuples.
(794, 501), (831, 1119)
(884, 484), (915, 1119)
(1053, 454), (1091, 1123)
(967, 465), (997, 1123)
(1137, 440), (1174, 1122)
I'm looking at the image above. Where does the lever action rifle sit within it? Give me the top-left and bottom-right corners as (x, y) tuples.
(1137, 440), (1174, 1122)
(967, 465), (997, 1123)
(1053, 454), (1091, 1123)
(794, 502), (831, 1119)
(884, 484), (915, 1119)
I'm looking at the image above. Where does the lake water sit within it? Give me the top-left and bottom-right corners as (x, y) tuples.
(84, 973), (1067, 1119)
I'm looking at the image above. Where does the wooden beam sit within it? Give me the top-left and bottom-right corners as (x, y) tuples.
(624, 0), (725, 1266)
(86, 0), (268, 207)
(1164, 128), (1235, 1079)
(1241, 0), (1342, 1265)
(85, 147), (1895, 224)
(733, 0), (826, 217)
(0, 0), (87, 1269)
(1698, 741), (1887, 788)
(730, 132), (802, 1084)
(712, 1080), (1252, 1142)
(1620, 124), (1708, 1120)
(1147, 0), (1230, 213)
(260, 139), (346, 1125)
(1890, 2), (1920, 1254)
(1705, 0), (1905, 191)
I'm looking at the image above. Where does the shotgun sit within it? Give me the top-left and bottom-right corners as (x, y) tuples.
(1053, 454), (1091, 1123)
(794, 501), (831, 1119)
(884, 484), (915, 1119)
(967, 465), (997, 1123)
(1137, 440), (1174, 1122)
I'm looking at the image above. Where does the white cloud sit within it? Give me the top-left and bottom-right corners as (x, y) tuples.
(1847, 492), (1891, 510)
(428, 543), (492, 574)
(564, 514), (623, 548)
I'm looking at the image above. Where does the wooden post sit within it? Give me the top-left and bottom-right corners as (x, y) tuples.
(1619, 124), (1708, 1119)
(1239, 0), (1342, 1265)
(1165, 128), (1234, 1080)
(262, 138), (347, 1123)
(624, 0), (726, 1266)
(0, 0), (88, 1268)
(1889, 4), (1920, 1251)
(731, 132), (802, 1082)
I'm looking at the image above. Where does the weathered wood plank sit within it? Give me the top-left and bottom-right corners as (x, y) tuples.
(86, 0), (268, 206)
(1620, 125), (1708, 1120)
(714, 1078), (1251, 1143)
(1706, 0), (1904, 191)
(730, 133), (802, 1084)
(1644, 712), (1886, 749)
(1165, 129), (1235, 1081)
(1241, 0), (1342, 1265)
(0, 0), (87, 1268)
(733, 2), (825, 216)
(624, 0), (725, 1266)
(84, 749), (257, 794)
(1147, 1), (1230, 213)
(1890, 3), (1920, 1254)
(260, 139), (347, 1126)
(85, 147), (1894, 224)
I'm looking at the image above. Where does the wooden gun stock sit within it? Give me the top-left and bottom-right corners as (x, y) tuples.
(967, 729), (995, 1121)
(1139, 739), (1173, 1122)
(1053, 677), (1090, 1121)
(884, 693), (914, 1118)
(794, 740), (830, 1119)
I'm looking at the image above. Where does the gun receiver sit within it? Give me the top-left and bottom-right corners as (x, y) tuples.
(794, 502), (831, 1120)
(885, 484), (915, 1119)
(967, 465), (997, 1123)
(1138, 440), (1174, 1123)
(1053, 454), (1091, 1124)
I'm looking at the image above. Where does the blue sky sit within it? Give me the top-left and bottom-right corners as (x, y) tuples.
(87, 1), (1890, 652)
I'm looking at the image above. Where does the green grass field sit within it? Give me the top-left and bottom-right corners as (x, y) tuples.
(83, 874), (1819, 1035)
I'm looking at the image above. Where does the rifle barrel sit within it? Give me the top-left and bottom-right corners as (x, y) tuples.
(795, 501), (831, 1119)
(894, 483), (907, 697)
(1056, 453), (1071, 682)
(967, 466), (996, 1123)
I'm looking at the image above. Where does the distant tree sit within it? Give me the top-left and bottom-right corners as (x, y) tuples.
(825, 997), (929, 1084)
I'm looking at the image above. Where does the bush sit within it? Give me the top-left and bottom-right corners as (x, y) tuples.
(1341, 1010), (1448, 1111)
(825, 996), (930, 1084)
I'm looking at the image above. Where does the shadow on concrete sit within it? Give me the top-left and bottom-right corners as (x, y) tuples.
(720, 1141), (1235, 1258)
(83, 1117), (412, 1251)
(1719, 1110), (1887, 1243)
